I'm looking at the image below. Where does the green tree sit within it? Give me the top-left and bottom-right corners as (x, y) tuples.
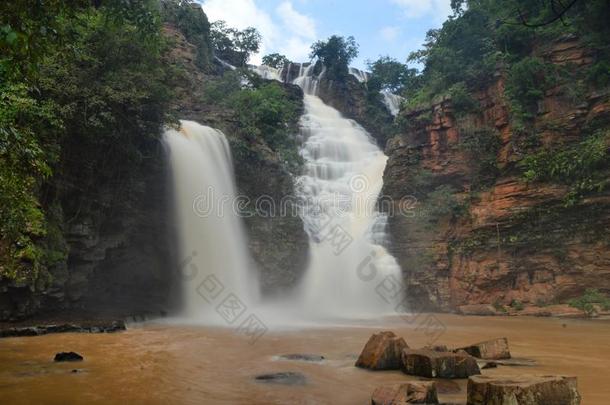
(367, 56), (410, 93)
(210, 21), (261, 66)
(310, 35), (359, 80)
(262, 53), (291, 69)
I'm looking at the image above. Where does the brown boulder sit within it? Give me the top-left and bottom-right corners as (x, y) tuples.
(371, 382), (438, 404)
(402, 349), (480, 379)
(467, 375), (580, 405)
(356, 331), (408, 370)
(456, 338), (510, 360)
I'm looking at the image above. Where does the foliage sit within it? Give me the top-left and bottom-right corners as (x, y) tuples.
(510, 299), (524, 311)
(505, 57), (556, 125)
(0, 1), (173, 285)
(310, 35), (359, 80)
(262, 53), (291, 69)
(161, 0), (212, 69)
(367, 56), (411, 93)
(520, 131), (608, 205)
(230, 82), (302, 170)
(424, 185), (465, 222)
(458, 126), (502, 188)
(568, 289), (610, 317)
(448, 82), (478, 116)
(210, 20), (261, 67)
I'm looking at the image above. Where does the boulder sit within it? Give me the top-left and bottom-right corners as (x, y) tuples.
(456, 338), (510, 360)
(467, 375), (580, 405)
(371, 382), (438, 404)
(356, 331), (409, 370)
(54, 352), (84, 362)
(402, 349), (480, 379)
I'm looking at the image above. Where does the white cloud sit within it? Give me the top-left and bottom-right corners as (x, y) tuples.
(379, 26), (400, 42)
(390, 0), (452, 21)
(201, 0), (317, 64)
(277, 1), (316, 40)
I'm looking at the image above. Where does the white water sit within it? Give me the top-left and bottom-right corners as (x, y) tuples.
(349, 67), (370, 83)
(292, 64), (403, 319)
(164, 120), (258, 322)
(381, 90), (404, 117)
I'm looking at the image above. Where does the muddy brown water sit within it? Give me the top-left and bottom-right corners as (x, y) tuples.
(0, 314), (608, 404)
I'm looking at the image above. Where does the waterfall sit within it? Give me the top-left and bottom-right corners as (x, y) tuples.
(381, 90), (404, 117)
(292, 64), (403, 319)
(164, 120), (258, 322)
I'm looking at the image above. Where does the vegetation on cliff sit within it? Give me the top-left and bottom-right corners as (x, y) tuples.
(1, 0), (174, 287)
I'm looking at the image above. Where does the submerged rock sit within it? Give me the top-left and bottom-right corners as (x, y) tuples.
(467, 375), (580, 405)
(456, 337), (511, 360)
(254, 372), (307, 385)
(371, 382), (438, 404)
(355, 331), (409, 370)
(277, 354), (325, 362)
(54, 352), (84, 362)
(402, 349), (480, 379)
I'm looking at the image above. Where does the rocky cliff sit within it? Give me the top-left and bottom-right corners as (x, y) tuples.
(382, 36), (610, 312)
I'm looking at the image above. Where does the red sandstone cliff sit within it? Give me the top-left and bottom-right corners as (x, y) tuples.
(382, 35), (610, 312)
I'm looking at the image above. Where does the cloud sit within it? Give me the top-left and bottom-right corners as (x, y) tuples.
(390, 0), (452, 21)
(379, 26), (400, 42)
(200, 0), (317, 64)
(277, 1), (316, 40)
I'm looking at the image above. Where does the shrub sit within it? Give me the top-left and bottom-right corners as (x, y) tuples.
(568, 289), (610, 317)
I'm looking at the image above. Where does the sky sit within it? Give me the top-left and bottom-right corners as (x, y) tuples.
(198, 0), (453, 70)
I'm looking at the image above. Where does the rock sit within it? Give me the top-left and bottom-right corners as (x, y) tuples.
(457, 305), (499, 316)
(277, 354), (325, 362)
(402, 349), (480, 379)
(254, 372), (306, 385)
(424, 345), (449, 352)
(54, 352), (84, 362)
(491, 358), (536, 367)
(480, 362), (497, 369)
(467, 375), (581, 405)
(356, 331), (409, 370)
(456, 338), (510, 360)
(371, 382), (438, 404)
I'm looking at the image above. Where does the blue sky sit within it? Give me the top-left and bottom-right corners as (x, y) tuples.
(198, 0), (453, 70)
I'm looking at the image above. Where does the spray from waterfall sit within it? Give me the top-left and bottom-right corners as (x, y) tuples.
(164, 120), (258, 322)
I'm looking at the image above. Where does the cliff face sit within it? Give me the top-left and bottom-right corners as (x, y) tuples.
(383, 36), (610, 311)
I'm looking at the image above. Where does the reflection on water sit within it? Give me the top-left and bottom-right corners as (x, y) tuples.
(1, 314), (609, 405)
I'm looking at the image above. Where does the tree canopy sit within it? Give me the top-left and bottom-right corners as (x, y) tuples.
(310, 35), (359, 80)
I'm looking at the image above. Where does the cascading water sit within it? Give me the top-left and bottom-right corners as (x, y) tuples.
(292, 64), (404, 319)
(164, 120), (258, 322)
(381, 90), (404, 117)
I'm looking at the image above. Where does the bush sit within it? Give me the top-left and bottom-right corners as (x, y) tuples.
(568, 289), (610, 317)
(505, 57), (556, 124)
(520, 131), (608, 205)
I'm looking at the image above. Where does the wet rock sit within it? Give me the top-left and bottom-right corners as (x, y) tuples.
(467, 375), (581, 405)
(457, 305), (499, 316)
(54, 352), (84, 362)
(371, 382), (438, 404)
(0, 320), (126, 339)
(480, 362), (497, 369)
(356, 331), (409, 370)
(402, 349), (481, 379)
(278, 354), (325, 362)
(492, 357), (536, 367)
(424, 345), (449, 352)
(254, 372), (306, 385)
(456, 338), (510, 360)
